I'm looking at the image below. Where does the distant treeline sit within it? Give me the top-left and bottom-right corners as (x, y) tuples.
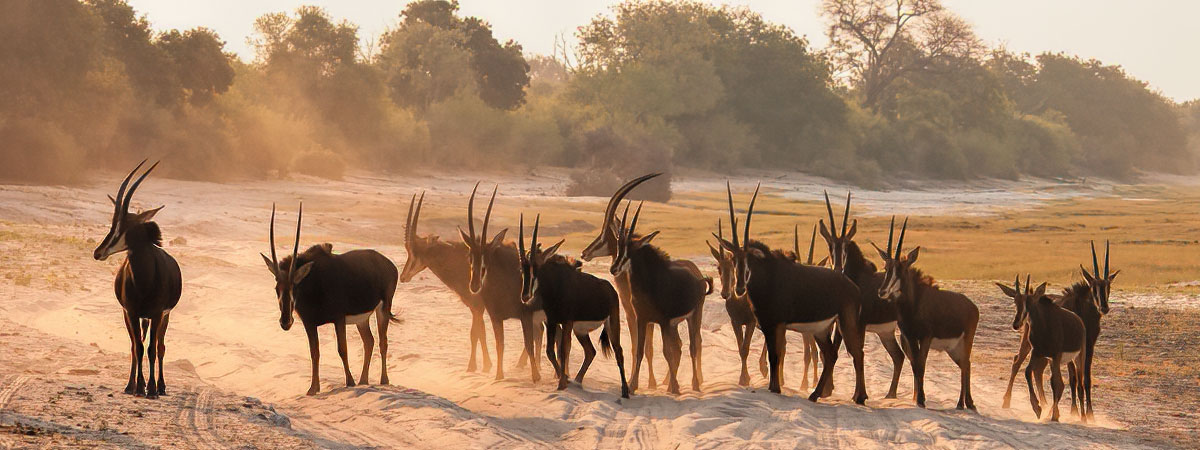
(2, 0), (1198, 186)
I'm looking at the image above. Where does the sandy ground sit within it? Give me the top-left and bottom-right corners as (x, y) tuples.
(0, 169), (1193, 448)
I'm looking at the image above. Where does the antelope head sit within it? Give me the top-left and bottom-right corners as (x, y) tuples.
(873, 216), (920, 302)
(706, 219), (735, 300)
(399, 191), (429, 282)
(1080, 240), (1119, 315)
(996, 274), (1047, 331)
(460, 183), (507, 294)
(94, 160), (165, 261)
(712, 182), (762, 300)
(517, 213), (565, 307)
(609, 201), (660, 277)
(818, 191), (857, 273)
(580, 173), (661, 261)
(260, 202), (312, 331)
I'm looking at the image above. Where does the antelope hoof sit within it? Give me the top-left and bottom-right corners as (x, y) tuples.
(345, 379), (356, 388)
(306, 386), (320, 396)
(738, 372), (750, 387)
(621, 387), (630, 399)
(668, 385), (681, 396)
(467, 361), (477, 373)
(885, 392), (898, 399)
(807, 392), (821, 402)
(854, 392), (867, 405)
(380, 375), (390, 385)
(1002, 398), (1011, 409)
(124, 385), (136, 395)
(358, 376), (369, 386)
(494, 372), (504, 381)
(157, 385), (166, 396)
(557, 379), (569, 391)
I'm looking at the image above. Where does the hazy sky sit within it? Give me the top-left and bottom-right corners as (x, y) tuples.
(126, 0), (1200, 102)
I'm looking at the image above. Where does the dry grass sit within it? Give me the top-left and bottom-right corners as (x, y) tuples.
(527, 185), (1200, 293)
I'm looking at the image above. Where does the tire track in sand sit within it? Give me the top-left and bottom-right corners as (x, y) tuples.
(0, 375), (30, 409)
(174, 387), (229, 450)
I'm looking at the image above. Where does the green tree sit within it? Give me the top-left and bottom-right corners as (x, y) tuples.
(157, 28), (235, 105)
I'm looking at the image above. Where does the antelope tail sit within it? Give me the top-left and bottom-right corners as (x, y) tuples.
(703, 276), (714, 295)
(599, 327), (613, 358)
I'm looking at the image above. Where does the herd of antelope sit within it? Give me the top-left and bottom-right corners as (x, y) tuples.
(92, 162), (1120, 423)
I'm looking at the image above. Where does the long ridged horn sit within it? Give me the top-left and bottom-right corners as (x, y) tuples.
(532, 213), (541, 254)
(743, 183), (760, 250)
(268, 203), (278, 267)
(1104, 240), (1110, 279)
(467, 182), (480, 241)
(1025, 274), (1031, 296)
(824, 190), (837, 238)
(604, 173), (661, 229)
(113, 159), (147, 217)
(122, 160), (160, 217)
(290, 202), (303, 275)
(896, 217), (909, 259)
(481, 185), (497, 243)
(808, 224), (818, 265)
(841, 191), (851, 238)
(726, 181), (739, 250)
(518, 213), (526, 262)
(886, 216), (896, 259)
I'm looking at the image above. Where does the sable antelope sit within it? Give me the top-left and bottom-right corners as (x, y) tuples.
(997, 276), (1086, 422)
(999, 242), (1116, 420)
(94, 160), (181, 399)
(580, 173), (666, 389)
(518, 214), (629, 397)
(399, 192), (539, 377)
(820, 192), (906, 399)
(260, 203), (399, 395)
(716, 184), (869, 403)
(874, 217), (979, 409)
(710, 220), (820, 388)
(609, 201), (711, 395)
(460, 184), (543, 382)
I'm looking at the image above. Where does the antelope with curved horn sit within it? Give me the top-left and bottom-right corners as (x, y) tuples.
(820, 191), (906, 399)
(518, 214), (629, 397)
(999, 241), (1116, 420)
(997, 275), (1087, 422)
(94, 160), (181, 399)
(398, 191), (540, 377)
(712, 221), (822, 388)
(260, 203), (400, 395)
(580, 173), (666, 389)
(874, 217), (979, 409)
(715, 183), (869, 403)
(460, 183), (544, 382)
(610, 201), (712, 395)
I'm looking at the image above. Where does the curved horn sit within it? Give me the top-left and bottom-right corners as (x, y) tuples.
(808, 224), (818, 265)
(467, 182), (480, 241)
(794, 225), (800, 260)
(1090, 240), (1100, 279)
(290, 202), (303, 275)
(1013, 273), (1020, 294)
(532, 213), (541, 254)
(113, 159), (147, 216)
(896, 217), (909, 258)
(404, 193), (416, 242)
(824, 190), (837, 238)
(1104, 240), (1111, 279)
(629, 201), (644, 237)
(122, 160), (160, 216)
(603, 173), (662, 229)
(726, 181), (739, 250)
(268, 203), (278, 267)
(518, 213), (527, 262)
(618, 201), (632, 243)
(841, 191), (851, 238)
(885, 215), (896, 259)
(717, 218), (726, 256)
(1025, 274), (1031, 295)
(743, 183), (759, 250)
(482, 185), (497, 242)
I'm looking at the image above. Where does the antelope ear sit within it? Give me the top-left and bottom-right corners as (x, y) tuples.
(319, 243), (333, 254)
(107, 194), (118, 206)
(1108, 269), (1120, 281)
(542, 239), (565, 258)
(131, 205), (164, 222)
(712, 233), (737, 252)
(707, 241), (723, 261)
(261, 253), (278, 276)
(489, 228), (508, 248)
(845, 220), (858, 240)
(995, 282), (1018, 298)
(573, 260), (583, 269)
(633, 231), (659, 248)
(291, 262), (314, 284)
(870, 241), (889, 262)
(748, 247), (765, 259)
(458, 227), (472, 245)
(1080, 266), (1096, 283)
(1033, 282), (1048, 298)
(905, 246), (920, 263)
(818, 220), (833, 241)
(818, 256), (830, 267)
